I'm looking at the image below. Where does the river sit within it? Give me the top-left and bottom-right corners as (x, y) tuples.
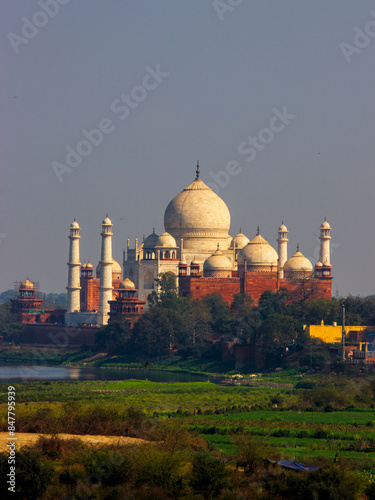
(0, 363), (209, 384)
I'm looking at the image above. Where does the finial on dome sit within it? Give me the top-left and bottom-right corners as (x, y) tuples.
(257, 226), (260, 235)
(240, 227), (242, 233)
(106, 213), (108, 218)
(153, 227), (155, 234)
(217, 243), (220, 250)
(324, 216), (327, 221)
(297, 243), (300, 252)
(196, 161), (200, 179)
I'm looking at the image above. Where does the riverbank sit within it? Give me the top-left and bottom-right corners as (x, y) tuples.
(0, 346), (306, 388)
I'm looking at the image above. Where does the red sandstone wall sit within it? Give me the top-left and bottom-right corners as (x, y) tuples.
(180, 274), (332, 306)
(21, 324), (97, 347)
(281, 278), (332, 302)
(189, 277), (241, 305)
(243, 274), (278, 303)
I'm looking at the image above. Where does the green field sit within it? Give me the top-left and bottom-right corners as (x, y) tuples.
(3, 375), (375, 497)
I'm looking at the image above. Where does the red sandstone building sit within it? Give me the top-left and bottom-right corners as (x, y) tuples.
(10, 280), (65, 324)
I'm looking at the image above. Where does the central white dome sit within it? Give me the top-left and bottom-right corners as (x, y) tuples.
(164, 170), (231, 251)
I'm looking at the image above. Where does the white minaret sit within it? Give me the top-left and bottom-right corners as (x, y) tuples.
(277, 222), (288, 279)
(67, 219), (81, 312)
(98, 215), (113, 325)
(319, 218), (331, 265)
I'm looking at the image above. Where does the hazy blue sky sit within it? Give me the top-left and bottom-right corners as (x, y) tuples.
(1, 1), (374, 296)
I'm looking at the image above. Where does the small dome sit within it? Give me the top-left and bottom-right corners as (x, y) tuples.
(320, 220), (331, 229)
(315, 261), (323, 267)
(191, 257), (200, 265)
(284, 250), (313, 273)
(70, 220), (79, 229)
(96, 258), (122, 275)
(238, 234), (278, 267)
(20, 279), (34, 289)
(119, 278), (135, 289)
(232, 232), (250, 250)
(102, 216), (112, 225)
(144, 230), (159, 248)
(81, 263), (87, 269)
(112, 259), (122, 274)
(278, 223), (288, 232)
(204, 248), (232, 271)
(86, 262), (93, 269)
(155, 232), (177, 247)
(179, 259), (187, 265)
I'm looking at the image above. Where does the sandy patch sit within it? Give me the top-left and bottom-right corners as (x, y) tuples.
(0, 432), (147, 451)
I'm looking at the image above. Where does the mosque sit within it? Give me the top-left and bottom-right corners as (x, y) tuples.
(63, 163), (332, 326)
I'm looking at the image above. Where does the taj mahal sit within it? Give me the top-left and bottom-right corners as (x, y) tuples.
(64, 163), (332, 326)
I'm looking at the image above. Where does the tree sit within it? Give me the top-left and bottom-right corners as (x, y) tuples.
(147, 272), (182, 310)
(258, 313), (299, 365)
(132, 308), (174, 357)
(230, 293), (254, 336)
(258, 290), (288, 320)
(190, 451), (229, 497)
(95, 319), (132, 354)
(179, 299), (212, 345)
(0, 303), (23, 343)
(201, 293), (235, 336)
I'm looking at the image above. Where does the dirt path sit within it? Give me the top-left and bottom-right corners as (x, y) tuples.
(0, 432), (147, 452)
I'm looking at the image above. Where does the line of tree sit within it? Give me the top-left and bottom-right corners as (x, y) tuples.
(95, 274), (375, 368)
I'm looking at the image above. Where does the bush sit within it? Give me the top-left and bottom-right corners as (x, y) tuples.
(0, 449), (54, 499)
(268, 464), (365, 500)
(232, 435), (269, 474)
(190, 451), (230, 496)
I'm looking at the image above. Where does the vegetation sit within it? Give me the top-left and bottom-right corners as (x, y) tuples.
(3, 281), (375, 495)
(3, 374), (375, 497)
(93, 274), (375, 371)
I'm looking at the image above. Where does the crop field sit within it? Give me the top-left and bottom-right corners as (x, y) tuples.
(2, 375), (375, 497)
(2, 377), (375, 464)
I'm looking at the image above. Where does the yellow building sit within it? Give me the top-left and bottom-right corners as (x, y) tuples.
(303, 321), (367, 343)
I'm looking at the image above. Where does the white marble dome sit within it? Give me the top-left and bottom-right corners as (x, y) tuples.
(284, 249), (313, 275)
(144, 230), (159, 248)
(96, 258), (122, 276)
(238, 233), (278, 267)
(231, 231), (250, 249)
(164, 171), (230, 250)
(156, 232), (177, 247)
(204, 248), (232, 271)
(112, 259), (122, 274)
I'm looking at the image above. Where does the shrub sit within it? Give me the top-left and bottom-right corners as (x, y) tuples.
(190, 451), (230, 496)
(0, 449), (54, 499)
(268, 464), (365, 500)
(232, 435), (268, 474)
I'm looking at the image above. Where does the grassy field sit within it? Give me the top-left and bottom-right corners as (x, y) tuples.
(2, 376), (375, 465)
(2, 375), (375, 497)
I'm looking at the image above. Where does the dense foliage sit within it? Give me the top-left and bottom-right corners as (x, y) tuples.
(94, 273), (375, 369)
